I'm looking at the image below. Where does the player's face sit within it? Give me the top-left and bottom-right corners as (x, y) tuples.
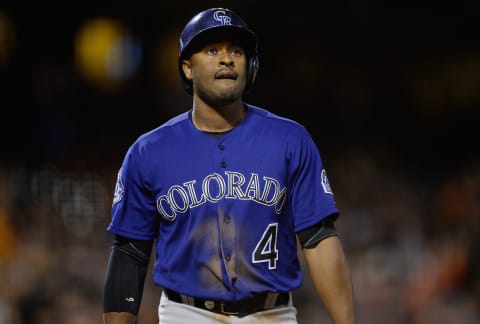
(183, 40), (248, 104)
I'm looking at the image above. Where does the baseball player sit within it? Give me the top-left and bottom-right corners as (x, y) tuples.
(102, 7), (357, 324)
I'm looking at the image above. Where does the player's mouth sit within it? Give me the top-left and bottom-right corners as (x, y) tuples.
(215, 69), (237, 80)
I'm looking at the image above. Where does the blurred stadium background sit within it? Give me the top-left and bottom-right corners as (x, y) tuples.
(0, 1), (479, 323)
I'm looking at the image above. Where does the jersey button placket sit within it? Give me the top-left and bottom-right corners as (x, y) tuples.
(216, 140), (234, 276)
(223, 215), (232, 263)
(218, 141), (227, 169)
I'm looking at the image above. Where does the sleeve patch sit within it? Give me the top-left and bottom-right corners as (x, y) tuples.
(113, 168), (125, 205)
(321, 169), (333, 195)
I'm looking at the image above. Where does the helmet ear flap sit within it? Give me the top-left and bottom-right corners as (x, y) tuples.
(245, 53), (259, 94)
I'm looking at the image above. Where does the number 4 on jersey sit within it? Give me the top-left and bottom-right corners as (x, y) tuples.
(252, 223), (278, 269)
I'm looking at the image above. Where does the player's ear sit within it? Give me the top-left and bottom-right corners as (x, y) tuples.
(181, 59), (192, 81)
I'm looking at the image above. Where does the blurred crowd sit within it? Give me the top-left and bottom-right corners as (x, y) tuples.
(1, 1), (480, 323)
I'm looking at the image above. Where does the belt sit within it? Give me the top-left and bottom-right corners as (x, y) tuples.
(164, 289), (291, 317)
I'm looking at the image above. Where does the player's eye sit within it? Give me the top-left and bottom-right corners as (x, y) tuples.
(206, 47), (218, 55)
(231, 48), (243, 57)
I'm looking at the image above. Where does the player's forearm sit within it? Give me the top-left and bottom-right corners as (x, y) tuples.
(103, 311), (136, 324)
(303, 236), (357, 324)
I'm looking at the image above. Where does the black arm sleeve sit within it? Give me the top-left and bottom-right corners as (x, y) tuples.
(297, 214), (339, 249)
(103, 235), (153, 314)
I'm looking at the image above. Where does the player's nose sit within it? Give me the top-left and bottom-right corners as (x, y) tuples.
(218, 49), (234, 66)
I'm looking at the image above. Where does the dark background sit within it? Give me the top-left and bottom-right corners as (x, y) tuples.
(0, 1), (479, 323)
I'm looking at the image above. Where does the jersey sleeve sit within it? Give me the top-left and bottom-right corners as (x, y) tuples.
(107, 143), (159, 240)
(288, 128), (339, 233)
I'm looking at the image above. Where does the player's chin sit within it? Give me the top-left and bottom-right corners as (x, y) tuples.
(214, 79), (239, 89)
(212, 83), (244, 100)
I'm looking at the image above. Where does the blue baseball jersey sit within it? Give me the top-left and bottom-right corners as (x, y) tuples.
(107, 104), (339, 301)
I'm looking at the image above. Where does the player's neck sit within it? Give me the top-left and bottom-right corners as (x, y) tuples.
(191, 101), (246, 132)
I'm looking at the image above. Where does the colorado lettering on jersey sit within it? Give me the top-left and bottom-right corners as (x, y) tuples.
(156, 171), (287, 221)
